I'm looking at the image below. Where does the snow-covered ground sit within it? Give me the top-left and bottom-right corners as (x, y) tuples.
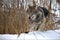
(0, 29), (60, 40)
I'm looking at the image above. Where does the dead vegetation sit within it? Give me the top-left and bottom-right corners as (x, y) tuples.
(0, 1), (29, 34)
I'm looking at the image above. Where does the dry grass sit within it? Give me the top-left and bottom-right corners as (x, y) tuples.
(38, 13), (57, 31)
(0, 6), (29, 34)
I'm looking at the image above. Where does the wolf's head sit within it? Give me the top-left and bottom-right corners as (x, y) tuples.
(27, 6), (49, 23)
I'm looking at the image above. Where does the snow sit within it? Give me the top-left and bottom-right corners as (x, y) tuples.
(0, 34), (18, 40)
(18, 30), (60, 40)
(0, 29), (60, 40)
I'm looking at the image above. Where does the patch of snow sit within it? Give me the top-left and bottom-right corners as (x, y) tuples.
(0, 30), (60, 40)
(18, 30), (60, 40)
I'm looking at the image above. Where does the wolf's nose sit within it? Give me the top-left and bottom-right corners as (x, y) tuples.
(29, 17), (31, 19)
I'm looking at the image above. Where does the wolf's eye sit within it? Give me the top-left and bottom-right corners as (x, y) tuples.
(31, 14), (36, 20)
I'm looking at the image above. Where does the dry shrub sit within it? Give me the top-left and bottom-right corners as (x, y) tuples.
(19, 7), (29, 33)
(8, 7), (29, 34)
(0, 5), (5, 34)
(0, 5), (29, 34)
(0, 0), (29, 34)
(38, 13), (57, 31)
